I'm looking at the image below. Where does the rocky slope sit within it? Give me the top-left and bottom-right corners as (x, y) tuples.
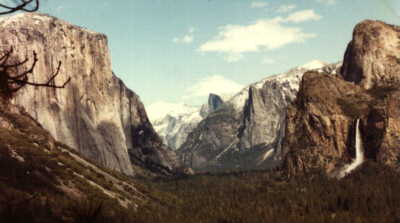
(283, 20), (400, 176)
(178, 62), (341, 172)
(149, 93), (224, 150)
(0, 13), (178, 176)
(0, 99), (147, 221)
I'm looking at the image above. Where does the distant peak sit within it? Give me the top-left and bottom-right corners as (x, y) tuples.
(300, 60), (328, 70)
(209, 93), (219, 98)
(208, 93), (224, 111)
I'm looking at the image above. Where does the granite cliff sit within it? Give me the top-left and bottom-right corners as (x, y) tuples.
(341, 20), (400, 89)
(0, 96), (146, 221)
(283, 20), (400, 176)
(200, 93), (224, 117)
(0, 13), (178, 176)
(178, 62), (341, 172)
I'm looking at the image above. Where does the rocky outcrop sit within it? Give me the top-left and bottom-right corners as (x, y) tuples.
(282, 72), (362, 176)
(179, 102), (241, 171)
(151, 93), (224, 150)
(177, 63), (341, 172)
(341, 20), (400, 89)
(283, 20), (400, 176)
(238, 83), (288, 160)
(200, 93), (224, 116)
(0, 13), (178, 176)
(283, 70), (400, 176)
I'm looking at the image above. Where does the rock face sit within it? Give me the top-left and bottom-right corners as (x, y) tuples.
(0, 98), (145, 215)
(178, 63), (341, 172)
(238, 84), (287, 158)
(282, 72), (362, 176)
(200, 93), (224, 116)
(283, 71), (400, 176)
(341, 20), (400, 89)
(0, 13), (178, 176)
(150, 94), (224, 150)
(283, 20), (400, 176)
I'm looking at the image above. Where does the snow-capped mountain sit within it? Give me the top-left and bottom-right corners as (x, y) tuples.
(148, 60), (341, 154)
(227, 60), (339, 111)
(146, 102), (200, 122)
(178, 60), (342, 172)
(147, 94), (224, 150)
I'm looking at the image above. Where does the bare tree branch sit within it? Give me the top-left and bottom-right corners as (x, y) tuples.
(0, 0), (39, 15)
(0, 48), (71, 99)
(0, 0), (72, 100)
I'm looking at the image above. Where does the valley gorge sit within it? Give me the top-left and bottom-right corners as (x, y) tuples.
(173, 19), (400, 176)
(0, 2), (399, 222)
(177, 62), (342, 172)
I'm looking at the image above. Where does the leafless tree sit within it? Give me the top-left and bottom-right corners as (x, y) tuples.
(0, 47), (71, 99)
(0, 0), (71, 99)
(0, 0), (39, 15)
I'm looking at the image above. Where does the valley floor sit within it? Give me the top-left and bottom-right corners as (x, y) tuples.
(134, 162), (400, 223)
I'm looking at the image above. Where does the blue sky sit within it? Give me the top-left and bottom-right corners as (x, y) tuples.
(34, 0), (400, 107)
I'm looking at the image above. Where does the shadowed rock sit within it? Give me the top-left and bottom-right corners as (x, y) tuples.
(0, 13), (178, 176)
(283, 20), (400, 176)
(341, 20), (400, 89)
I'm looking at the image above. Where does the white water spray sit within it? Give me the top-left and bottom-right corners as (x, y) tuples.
(338, 119), (365, 179)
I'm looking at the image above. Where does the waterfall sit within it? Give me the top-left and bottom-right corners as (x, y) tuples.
(338, 119), (365, 179)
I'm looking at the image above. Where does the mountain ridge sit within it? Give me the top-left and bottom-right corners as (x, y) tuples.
(177, 61), (341, 172)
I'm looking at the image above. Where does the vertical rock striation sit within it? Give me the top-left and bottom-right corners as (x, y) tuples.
(0, 13), (177, 176)
(177, 63), (342, 172)
(341, 20), (400, 89)
(283, 20), (400, 176)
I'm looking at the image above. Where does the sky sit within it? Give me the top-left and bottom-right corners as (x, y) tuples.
(23, 0), (400, 108)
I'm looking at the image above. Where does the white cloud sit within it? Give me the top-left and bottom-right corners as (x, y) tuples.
(224, 54), (243, 63)
(184, 75), (244, 99)
(146, 101), (198, 121)
(261, 58), (277, 64)
(277, 4), (297, 13)
(317, 0), (336, 5)
(173, 27), (195, 44)
(283, 10), (322, 23)
(198, 10), (321, 62)
(250, 1), (268, 8)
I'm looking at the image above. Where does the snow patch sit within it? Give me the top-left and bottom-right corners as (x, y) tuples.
(147, 101), (199, 122)
(300, 60), (328, 70)
(226, 67), (306, 111)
